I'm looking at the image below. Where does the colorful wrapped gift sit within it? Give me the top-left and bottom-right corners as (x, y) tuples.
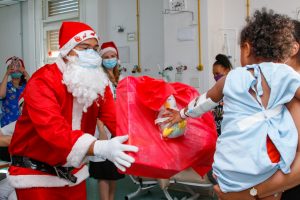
(116, 76), (217, 178)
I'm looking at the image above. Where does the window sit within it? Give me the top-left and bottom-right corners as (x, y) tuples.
(43, 0), (79, 63)
(47, 30), (60, 58)
(46, 0), (79, 19)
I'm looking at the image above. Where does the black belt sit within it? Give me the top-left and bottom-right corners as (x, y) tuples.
(11, 155), (77, 183)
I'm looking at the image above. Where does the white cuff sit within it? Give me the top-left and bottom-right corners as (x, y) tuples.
(180, 108), (188, 119)
(65, 133), (97, 167)
(186, 92), (218, 117)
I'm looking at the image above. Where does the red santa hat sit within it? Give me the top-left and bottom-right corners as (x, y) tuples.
(59, 21), (99, 57)
(5, 56), (25, 69)
(99, 41), (119, 58)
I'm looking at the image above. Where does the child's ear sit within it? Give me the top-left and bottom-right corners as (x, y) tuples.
(242, 42), (252, 58)
(291, 42), (300, 57)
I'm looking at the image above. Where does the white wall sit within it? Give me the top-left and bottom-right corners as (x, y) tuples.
(0, 0), (41, 77)
(163, 0), (199, 85)
(163, 0), (224, 92)
(0, 4), (22, 77)
(222, 0), (300, 70)
(22, 0), (39, 75)
(1, 0), (300, 92)
(106, 0), (137, 72)
(139, 0), (164, 77)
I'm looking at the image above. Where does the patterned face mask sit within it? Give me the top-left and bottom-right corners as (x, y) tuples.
(11, 72), (22, 79)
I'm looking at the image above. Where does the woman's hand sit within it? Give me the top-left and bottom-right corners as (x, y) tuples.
(6, 65), (14, 76)
(19, 65), (26, 74)
(0, 135), (12, 147)
(18, 65), (30, 80)
(213, 185), (254, 200)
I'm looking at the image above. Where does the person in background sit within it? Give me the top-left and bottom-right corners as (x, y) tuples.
(89, 41), (124, 200)
(8, 22), (138, 200)
(100, 41), (122, 99)
(213, 19), (300, 200)
(212, 54), (232, 136)
(0, 130), (16, 200)
(166, 8), (300, 199)
(0, 56), (29, 162)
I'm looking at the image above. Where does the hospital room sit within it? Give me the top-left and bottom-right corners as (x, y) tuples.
(1, 0), (300, 199)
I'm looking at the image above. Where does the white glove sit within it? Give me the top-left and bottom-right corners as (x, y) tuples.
(93, 135), (138, 172)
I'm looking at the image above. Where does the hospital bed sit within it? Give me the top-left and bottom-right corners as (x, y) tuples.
(125, 168), (215, 200)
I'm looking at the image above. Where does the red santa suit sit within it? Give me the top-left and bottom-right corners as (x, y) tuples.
(8, 22), (116, 200)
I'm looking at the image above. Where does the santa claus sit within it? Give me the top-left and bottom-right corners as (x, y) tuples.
(8, 21), (138, 200)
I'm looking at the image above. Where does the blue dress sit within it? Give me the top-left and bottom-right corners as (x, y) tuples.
(213, 62), (300, 192)
(1, 81), (25, 127)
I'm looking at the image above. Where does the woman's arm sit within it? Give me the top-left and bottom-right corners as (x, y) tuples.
(97, 119), (108, 140)
(0, 135), (12, 147)
(257, 97), (300, 197)
(19, 65), (30, 81)
(214, 97), (300, 200)
(0, 67), (13, 98)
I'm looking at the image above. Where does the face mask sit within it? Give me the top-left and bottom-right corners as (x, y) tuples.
(214, 74), (223, 81)
(73, 49), (102, 68)
(11, 72), (22, 79)
(102, 58), (118, 69)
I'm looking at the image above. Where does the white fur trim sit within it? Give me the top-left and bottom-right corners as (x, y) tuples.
(65, 133), (96, 167)
(60, 30), (98, 57)
(72, 99), (84, 130)
(55, 55), (67, 73)
(100, 47), (117, 57)
(7, 165), (89, 188)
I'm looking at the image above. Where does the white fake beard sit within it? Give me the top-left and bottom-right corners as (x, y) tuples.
(62, 56), (109, 112)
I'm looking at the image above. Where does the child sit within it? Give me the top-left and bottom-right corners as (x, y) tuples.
(166, 8), (300, 199)
(212, 54), (232, 136)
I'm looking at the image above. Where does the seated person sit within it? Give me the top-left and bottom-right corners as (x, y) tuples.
(0, 122), (17, 200)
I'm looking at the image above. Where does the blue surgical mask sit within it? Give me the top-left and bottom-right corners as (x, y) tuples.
(11, 72), (22, 79)
(73, 49), (102, 68)
(102, 58), (117, 69)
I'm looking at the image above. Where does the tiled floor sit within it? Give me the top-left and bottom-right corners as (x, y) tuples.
(86, 175), (217, 200)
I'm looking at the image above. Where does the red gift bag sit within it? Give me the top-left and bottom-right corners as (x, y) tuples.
(116, 76), (217, 178)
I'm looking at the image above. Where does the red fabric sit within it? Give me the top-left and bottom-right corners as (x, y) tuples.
(59, 21), (96, 48)
(267, 136), (280, 163)
(100, 41), (119, 58)
(9, 63), (116, 174)
(116, 76), (217, 178)
(16, 181), (86, 200)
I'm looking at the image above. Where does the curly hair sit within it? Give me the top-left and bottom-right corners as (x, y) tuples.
(294, 20), (300, 42)
(213, 54), (233, 70)
(293, 20), (300, 63)
(240, 8), (295, 62)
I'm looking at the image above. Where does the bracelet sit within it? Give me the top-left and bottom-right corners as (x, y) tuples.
(179, 108), (189, 119)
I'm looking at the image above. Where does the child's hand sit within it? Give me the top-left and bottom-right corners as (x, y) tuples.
(163, 108), (184, 127)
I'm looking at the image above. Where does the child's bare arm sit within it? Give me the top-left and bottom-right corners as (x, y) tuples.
(165, 76), (225, 126)
(206, 75), (226, 102)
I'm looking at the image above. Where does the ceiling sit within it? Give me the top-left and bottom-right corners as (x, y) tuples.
(0, 0), (27, 8)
